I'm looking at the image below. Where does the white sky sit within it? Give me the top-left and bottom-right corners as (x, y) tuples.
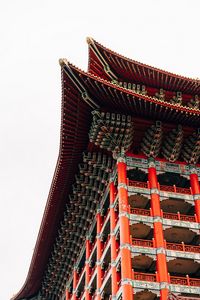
(0, 0), (200, 299)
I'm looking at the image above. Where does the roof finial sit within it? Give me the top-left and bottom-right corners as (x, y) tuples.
(86, 37), (94, 45)
(59, 58), (69, 67)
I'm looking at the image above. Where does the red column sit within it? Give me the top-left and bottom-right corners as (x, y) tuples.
(189, 166), (200, 223)
(65, 288), (70, 300)
(148, 158), (169, 300)
(85, 238), (91, 300)
(72, 268), (78, 300)
(117, 156), (133, 300)
(96, 210), (103, 300)
(110, 180), (120, 296)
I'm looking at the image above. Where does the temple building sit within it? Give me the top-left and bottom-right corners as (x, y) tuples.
(13, 38), (200, 300)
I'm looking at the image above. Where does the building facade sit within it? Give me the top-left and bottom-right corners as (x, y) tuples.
(13, 38), (200, 300)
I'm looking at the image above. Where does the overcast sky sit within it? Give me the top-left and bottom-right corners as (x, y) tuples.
(1, 1), (200, 299)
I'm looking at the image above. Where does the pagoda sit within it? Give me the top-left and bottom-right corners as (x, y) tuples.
(12, 38), (200, 300)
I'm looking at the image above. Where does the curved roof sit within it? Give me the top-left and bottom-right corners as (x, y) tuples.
(87, 38), (200, 95)
(61, 62), (200, 127)
(12, 39), (200, 300)
(12, 67), (92, 300)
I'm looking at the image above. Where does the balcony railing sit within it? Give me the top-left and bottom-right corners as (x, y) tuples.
(132, 238), (200, 254)
(128, 180), (191, 195)
(134, 271), (157, 282)
(129, 180), (148, 189)
(162, 211), (196, 222)
(159, 185), (191, 195)
(130, 207), (151, 216)
(168, 292), (200, 300)
(166, 241), (200, 253)
(130, 207), (196, 223)
(132, 238), (154, 248)
(184, 245), (200, 253)
(133, 272), (200, 287)
(170, 275), (200, 287)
